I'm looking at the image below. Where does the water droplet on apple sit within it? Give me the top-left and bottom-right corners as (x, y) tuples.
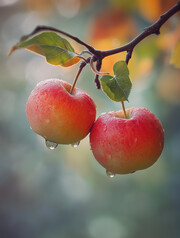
(106, 170), (116, 178)
(71, 141), (80, 148)
(45, 119), (50, 124)
(108, 154), (112, 159)
(45, 140), (58, 150)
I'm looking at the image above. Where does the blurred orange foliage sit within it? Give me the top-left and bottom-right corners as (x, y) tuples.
(89, 7), (155, 79)
(156, 68), (180, 104)
(89, 8), (138, 76)
(137, 0), (178, 22)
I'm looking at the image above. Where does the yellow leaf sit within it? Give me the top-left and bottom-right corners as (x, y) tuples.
(63, 56), (80, 67)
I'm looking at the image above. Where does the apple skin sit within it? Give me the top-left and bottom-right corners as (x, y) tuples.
(90, 107), (164, 174)
(26, 79), (96, 144)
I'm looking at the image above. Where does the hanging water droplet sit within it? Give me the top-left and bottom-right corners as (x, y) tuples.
(45, 140), (58, 150)
(71, 141), (80, 148)
(106, 170), (116, 178)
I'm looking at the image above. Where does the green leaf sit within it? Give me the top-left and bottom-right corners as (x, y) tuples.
(9, 32), (80, 67)
(100, 61), (132, 101)
(170, 40), (180, 68)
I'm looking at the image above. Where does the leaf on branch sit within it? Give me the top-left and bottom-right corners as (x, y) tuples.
(9, 32), (80, 67)
(170, 40), (180, 68)
(100, 61), (132, 101)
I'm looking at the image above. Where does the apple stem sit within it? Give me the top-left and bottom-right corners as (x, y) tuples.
(90, 57), (109, 76)
(121, 101), (128, 119)
(70, 62), (86, 94)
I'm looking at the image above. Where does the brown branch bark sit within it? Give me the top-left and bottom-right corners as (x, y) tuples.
(100, 1), (180, 62)
(25, 1), (180, 65)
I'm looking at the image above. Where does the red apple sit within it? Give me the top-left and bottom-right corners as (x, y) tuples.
(90, 107), (164, 174)
(26, 79), (96, 144)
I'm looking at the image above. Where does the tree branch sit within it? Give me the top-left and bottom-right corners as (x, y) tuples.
(13, 1), (180, 86)
(94, 59), (102, 89)
(100, 1), (180, 60)
(24, 1), (180, 68)
(24, 25), (98, 55)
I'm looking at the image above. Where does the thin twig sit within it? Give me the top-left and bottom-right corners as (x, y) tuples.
(121, 101), (128, 119)
(79, 50), (94, 56)
(90, 57), (109, 76)
(70, 61), (87, 94)
(20, 2), (180, 66)
(100, 1), (180, 59)
(94, 59), (102, 89)
(23, 25), (99, 55)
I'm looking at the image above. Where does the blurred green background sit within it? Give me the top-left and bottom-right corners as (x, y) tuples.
(0, 0), (180, 238)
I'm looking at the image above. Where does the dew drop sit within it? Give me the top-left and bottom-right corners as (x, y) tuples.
(45, 119), (50, 124)
(45, 140), (58, 150)
(108, 154), (112, 159)
(106, 170), (116, 178)
(103, 126), (107, 132)
(71, 141), (80, 148)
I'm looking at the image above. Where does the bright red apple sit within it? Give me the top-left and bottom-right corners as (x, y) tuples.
(26, 79), (96, 144)
(90, 107), (164, 174)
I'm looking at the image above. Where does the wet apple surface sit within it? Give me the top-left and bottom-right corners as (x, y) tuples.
(26, 79), (96, 145)
(90, 107), (164, 174)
